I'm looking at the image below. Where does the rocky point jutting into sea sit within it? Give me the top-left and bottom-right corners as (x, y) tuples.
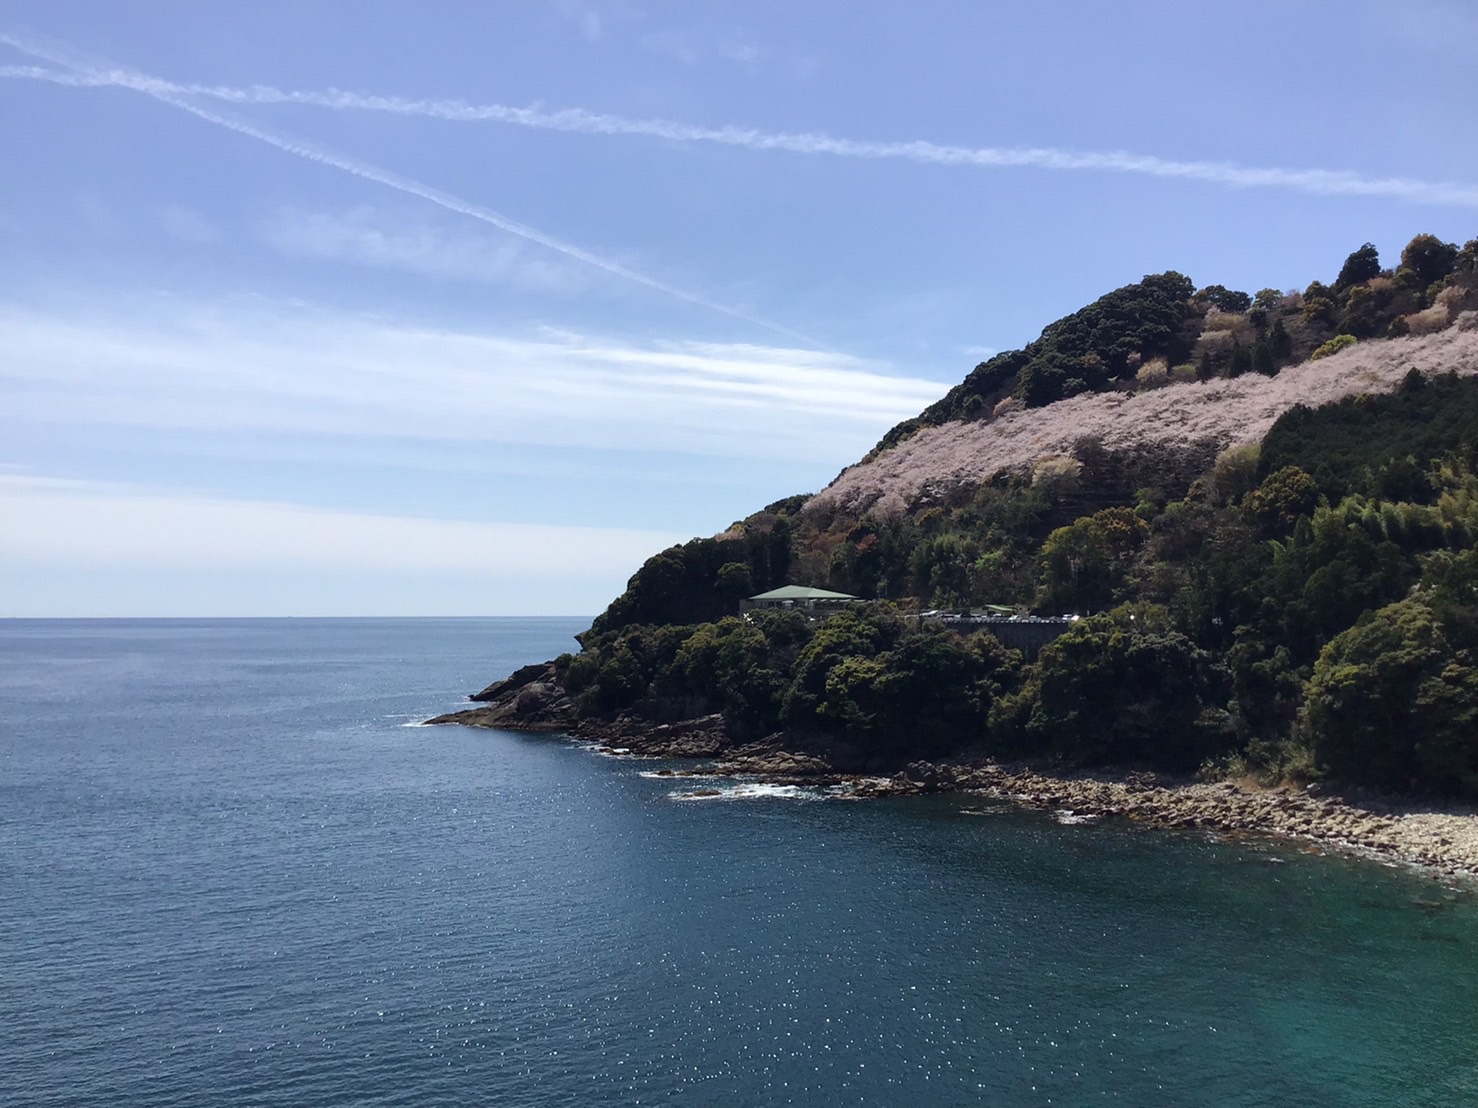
(436, 240), (1478, 879)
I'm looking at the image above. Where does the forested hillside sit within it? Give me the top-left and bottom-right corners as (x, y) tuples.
(507, 234), (1478, 796)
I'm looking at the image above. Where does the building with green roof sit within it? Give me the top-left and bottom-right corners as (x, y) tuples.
(745, 585), (861, 612)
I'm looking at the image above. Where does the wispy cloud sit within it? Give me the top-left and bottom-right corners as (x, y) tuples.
(257, 206), (582, 290)
(0, 473), (682, 574)
(0, 35), (809, 340)
(1, 296), (945, 463)
(6, 55), (1476, 208)
(0, 472), (688, 615)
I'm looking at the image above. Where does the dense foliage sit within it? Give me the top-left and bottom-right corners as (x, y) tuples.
(561, 233), (1478, 794)
(586, 496), (804, 637)
(991, 608), (1234, 771)
(1303, 598), (1478, 794)
(567, 605), (1021, 770)
(1259, 371), (1478, 501)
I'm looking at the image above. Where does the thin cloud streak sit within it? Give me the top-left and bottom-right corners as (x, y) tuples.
(0, 43), (812, 342)
(1, 299), (945, 463)
(257, 206), (583, 291)
(5, 60), (1477, 208)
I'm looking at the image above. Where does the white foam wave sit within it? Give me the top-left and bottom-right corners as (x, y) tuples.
(669, 782), (821, 802)
(1053, 809), (1102, 825)
(570, 741), (638, 757)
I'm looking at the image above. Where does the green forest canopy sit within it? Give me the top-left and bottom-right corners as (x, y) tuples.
(562, 233), (1478, 794)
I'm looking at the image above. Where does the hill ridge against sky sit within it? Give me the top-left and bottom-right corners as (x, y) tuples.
(808, 325), (1478, 522)
(4, 3), (1477, 615)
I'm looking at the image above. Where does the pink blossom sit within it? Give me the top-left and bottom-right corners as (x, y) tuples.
(805, 328), (1478, 521)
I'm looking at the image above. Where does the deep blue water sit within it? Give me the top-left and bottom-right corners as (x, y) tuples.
(3, 618), (1478, 1107)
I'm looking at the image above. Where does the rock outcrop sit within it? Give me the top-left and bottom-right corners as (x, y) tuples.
(430, 662), (578, 732)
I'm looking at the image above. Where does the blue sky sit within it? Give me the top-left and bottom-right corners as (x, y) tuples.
(3, 1), (1476, 616)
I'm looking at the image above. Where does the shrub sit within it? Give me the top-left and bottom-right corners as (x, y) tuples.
(1031, 454), (1083, 495)
(1196, 328), (1236, 354)
(1203, 308), (1248, 332)
(1135, 356), (1169, 388)
(1244, 465), (1320, 536)
(1340, 283), (1384, 338)
(1405, 305), (1449, 336)
(1457, 239), (1478, 276)
(1436, 284), (1472, 312)
(1209, 443), (1261, 505)
(1302, 297), (1337, 326)
(1310, 334), (1358, 360)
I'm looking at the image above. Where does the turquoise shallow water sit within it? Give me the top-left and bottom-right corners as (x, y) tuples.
(3, 618), (1477, 1106)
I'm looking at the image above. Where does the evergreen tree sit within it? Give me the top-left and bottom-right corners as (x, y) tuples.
(1253, 341), (1276, 376)
(1334, 242), (1381, 290)
(1269, 318), (1293, 363)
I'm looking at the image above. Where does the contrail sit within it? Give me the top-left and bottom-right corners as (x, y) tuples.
(6, 58), (1478, 208)
(0, 40), (815, 343)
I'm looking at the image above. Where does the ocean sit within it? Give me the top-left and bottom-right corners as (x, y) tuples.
(3, 617), (1476, 1106)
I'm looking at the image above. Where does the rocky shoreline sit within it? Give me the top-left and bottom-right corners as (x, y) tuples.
(629, 750), (1478, 882)
(882, 761), (1478, 881)
(428, 668), (1478, 882)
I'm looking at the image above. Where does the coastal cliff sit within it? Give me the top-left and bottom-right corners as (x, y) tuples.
(436, 233), (1478, 872)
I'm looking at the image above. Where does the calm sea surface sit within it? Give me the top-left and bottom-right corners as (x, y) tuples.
(3, 618), (1478, 1107)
